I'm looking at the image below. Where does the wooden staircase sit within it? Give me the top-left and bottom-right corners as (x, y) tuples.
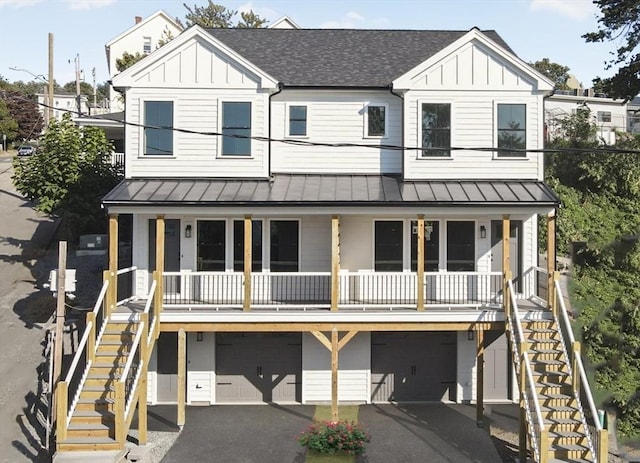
(57, 320), (140, 452)
(523, 319), (593, 463)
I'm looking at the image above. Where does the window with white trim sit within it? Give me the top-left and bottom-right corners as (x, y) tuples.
(374, 220), (403, 271)
(365, 104), (386, 137)
(144, 101), (173, 155)
(233, 220), (263, 271)
(446, 221), (475, 271)
(497, 103), (526, 157)
(421, 103), (451, 157)
(222, 102), (251, 156)
(288, 105), (307, 136)
(597, 111), (611, 123)
(410, 220), (440, 271)
(197, 220), (226, 271)
(143, 36), (152, 54)
(270, 220), (299, 272)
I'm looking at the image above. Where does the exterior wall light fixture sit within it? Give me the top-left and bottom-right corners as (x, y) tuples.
(479, 225), (486, 239)
(185, 224), (192, 238)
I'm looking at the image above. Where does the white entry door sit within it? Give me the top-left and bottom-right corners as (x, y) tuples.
(187, 332), (215, 404)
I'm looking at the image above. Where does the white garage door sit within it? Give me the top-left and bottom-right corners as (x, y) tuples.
(216, 332), (302, 403)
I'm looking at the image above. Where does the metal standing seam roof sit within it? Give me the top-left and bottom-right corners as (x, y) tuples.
(205, 28), (514, 87)
(103, 175), (560, 207)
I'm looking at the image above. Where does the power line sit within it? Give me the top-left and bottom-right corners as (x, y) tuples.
(6, 91), (640, 155)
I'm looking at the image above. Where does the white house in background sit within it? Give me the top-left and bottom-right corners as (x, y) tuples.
(545, 89), (628, 144)
(268, 15), (300, 29)
(54, 25), (609, 463)
(36, 90), (90, 121)
(105, 10), (182, 112)
(628, 96), (640, 134)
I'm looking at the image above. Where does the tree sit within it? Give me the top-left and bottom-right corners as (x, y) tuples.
(12, 113), (122, 237)
(116, 51), (145, 72)
(583, 0), (640, 101)
(0, 82), (44, 142)
(177, 1), (267, 28)
(531, 58), (571, 90)
(0, 99), (18, 143)
(63, 81), (95, 98)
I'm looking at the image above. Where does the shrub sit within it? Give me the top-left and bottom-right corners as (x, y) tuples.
(297, 420), (370, 455)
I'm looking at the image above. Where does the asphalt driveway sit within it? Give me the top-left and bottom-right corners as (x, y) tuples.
(159, 403), (502, 463)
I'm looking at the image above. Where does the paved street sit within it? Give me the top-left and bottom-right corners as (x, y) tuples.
(0, 154), (59, 463)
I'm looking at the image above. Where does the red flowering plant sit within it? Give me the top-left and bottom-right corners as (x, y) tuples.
(297, 420), (371, 455)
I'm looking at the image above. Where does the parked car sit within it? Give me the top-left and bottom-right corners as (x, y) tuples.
(17, 145), (35, 156)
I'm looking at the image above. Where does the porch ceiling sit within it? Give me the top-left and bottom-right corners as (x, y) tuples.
(102, 174), (559, 208)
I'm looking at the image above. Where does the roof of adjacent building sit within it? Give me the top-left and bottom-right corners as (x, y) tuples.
(205, 28), (513, 87)
(103, 174), (559, 207)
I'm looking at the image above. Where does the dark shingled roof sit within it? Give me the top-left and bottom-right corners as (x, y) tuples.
(206, 28), (514, 87)
(103, 175), (559, 207)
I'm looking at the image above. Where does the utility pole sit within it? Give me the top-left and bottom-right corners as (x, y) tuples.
(48, 33), (54, 125)
(51, 241), (67, 426)
(73, 54), (81, 115)
(92, 67), (97, 114)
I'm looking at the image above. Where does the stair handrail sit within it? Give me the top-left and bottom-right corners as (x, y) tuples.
(116, 266), (138, 306)
(115, 279), (157, 444)
(91, 279), (111, 351)
(555, 279), (603, 461)
(144, 280), (158, 348)
(507, 278), (546, 463)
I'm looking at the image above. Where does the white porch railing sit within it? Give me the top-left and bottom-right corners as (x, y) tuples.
(162, 270), (503, 310)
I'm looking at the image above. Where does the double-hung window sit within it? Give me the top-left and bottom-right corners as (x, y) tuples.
(197, 220), (226, 271)
(597, 111), (611, 123)
(446, 221), (475, 271)
(497, 104), (526, 157)
(288, 105), (307, 136)
(144, 101), (173, 155)
(270, 220), (299, 272)
(421, 103), (451, 157)
(222, 102), (251, 156)
(366, 105), (386, 137)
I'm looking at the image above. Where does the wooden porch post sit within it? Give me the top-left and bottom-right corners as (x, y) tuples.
(177, 328), (186, 428)
(502, 215), (510, 308)
(155, 216), (165, 338)
(476, 328), (484, 426)
(138, 312), (149, 445)
(331, 216), (340, 312)
(547, 212), (556, 314)
(243, 215), (252, 312)
(417, 215), (425, 311)
(108, 214), (119, 316)
(310, 329), (360, 423)
(331, 328), (339, 420)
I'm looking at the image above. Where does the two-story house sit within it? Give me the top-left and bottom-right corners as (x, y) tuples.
(54, 26), (608, 463)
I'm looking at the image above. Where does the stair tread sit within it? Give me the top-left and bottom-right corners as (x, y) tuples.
(545, 417), (583, 425)
(60, 436), (117, 444)
(552, 442), (590, 451)
(534, 358), (565, 365)
(540, 392), (574, 399)
(533, 370), (569, 376)
(77, 397), (116, 404)
(83, 385), (116, 391)
(549, 430), (584, 438)
(540, 405), (580, 413)
(548, 459), (592, 463)
(68, 422), (111, 430)
(72, 409), (115, 418)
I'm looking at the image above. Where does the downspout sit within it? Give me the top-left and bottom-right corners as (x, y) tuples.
(268, 82), (284, 178)
(388, 84), (405, 179)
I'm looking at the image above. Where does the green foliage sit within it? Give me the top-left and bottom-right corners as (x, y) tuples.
(297, 421), (370, 456)
(530, 58), (571, 90)
(177, 1), (267, 28)
(583, 0), (640, 101)
(116, 51), (145, 72)
(0, 98), (18, 142)
(548, 110), (640, 437)
(11, 113), (122, 238)
(0, 79), (44, 141)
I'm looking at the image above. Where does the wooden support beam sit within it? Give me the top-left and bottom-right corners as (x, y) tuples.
(56, 381), (68, 445)
(476, 329), (485, 427)
(109, 214), (118, 311)
(155, 216), (165, 337)
(539, 429), (550, 463)
(337, 330), (358, 351)
(572, 341), (581, 395)
(417, 215), (425, 311)
(243, 215), (252, 312)
(177, 329), (186, 428)
(519, 350), (528, 463)
(115, 381), (125, 445)
(86, 312), (96, 362)
(331, 216), (340, 312)
(139, 313), (149, 445)
(331, 328), (339, 421)
(597, 428), (608, 463)
(547, 212), (556, 313)
(310, 330), (332, 351)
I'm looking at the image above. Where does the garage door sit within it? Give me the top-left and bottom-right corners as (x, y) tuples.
(216, 332), (301, 403)
(371, 332), (456, 402)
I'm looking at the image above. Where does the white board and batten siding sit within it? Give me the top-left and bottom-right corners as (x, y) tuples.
(122, 36), (273, 179)
(302, 332), (371, 403)
(398, 39), (547, 181)
(271, 91), (402, 174)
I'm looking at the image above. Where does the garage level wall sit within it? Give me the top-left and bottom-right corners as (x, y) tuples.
(302, 332), (371, 403)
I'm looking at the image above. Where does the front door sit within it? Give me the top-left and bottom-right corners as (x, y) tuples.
(491, 220), (522, 292)
(149, 219), (181, 294)
(483, 331), (510, 401)
(156, 332), (179, 403)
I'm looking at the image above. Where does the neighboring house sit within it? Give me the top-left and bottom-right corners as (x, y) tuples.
(105, 10), (183, 112)
(545, 89), (628, 144)
(54, 26), (608, 463)
(268, 15), (301, 29)
(36, 90), (90, 121)
(628, 96), (640, 134)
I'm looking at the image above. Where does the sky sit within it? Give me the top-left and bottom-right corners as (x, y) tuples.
(0, 0), (619, 89)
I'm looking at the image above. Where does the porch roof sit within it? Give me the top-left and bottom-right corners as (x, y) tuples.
(103, 175), (559, 208)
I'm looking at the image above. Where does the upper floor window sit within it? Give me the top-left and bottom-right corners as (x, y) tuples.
(288, 105), (307, 136)
(143, 36), (152, 54)
(497, 103), (526, 157)
(597, 111), (611, 123)
(421, 103), (450, 157)
(366, 104), (386, 137)
(222, 102), (251, 156)
(144, 101), (173, 155)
